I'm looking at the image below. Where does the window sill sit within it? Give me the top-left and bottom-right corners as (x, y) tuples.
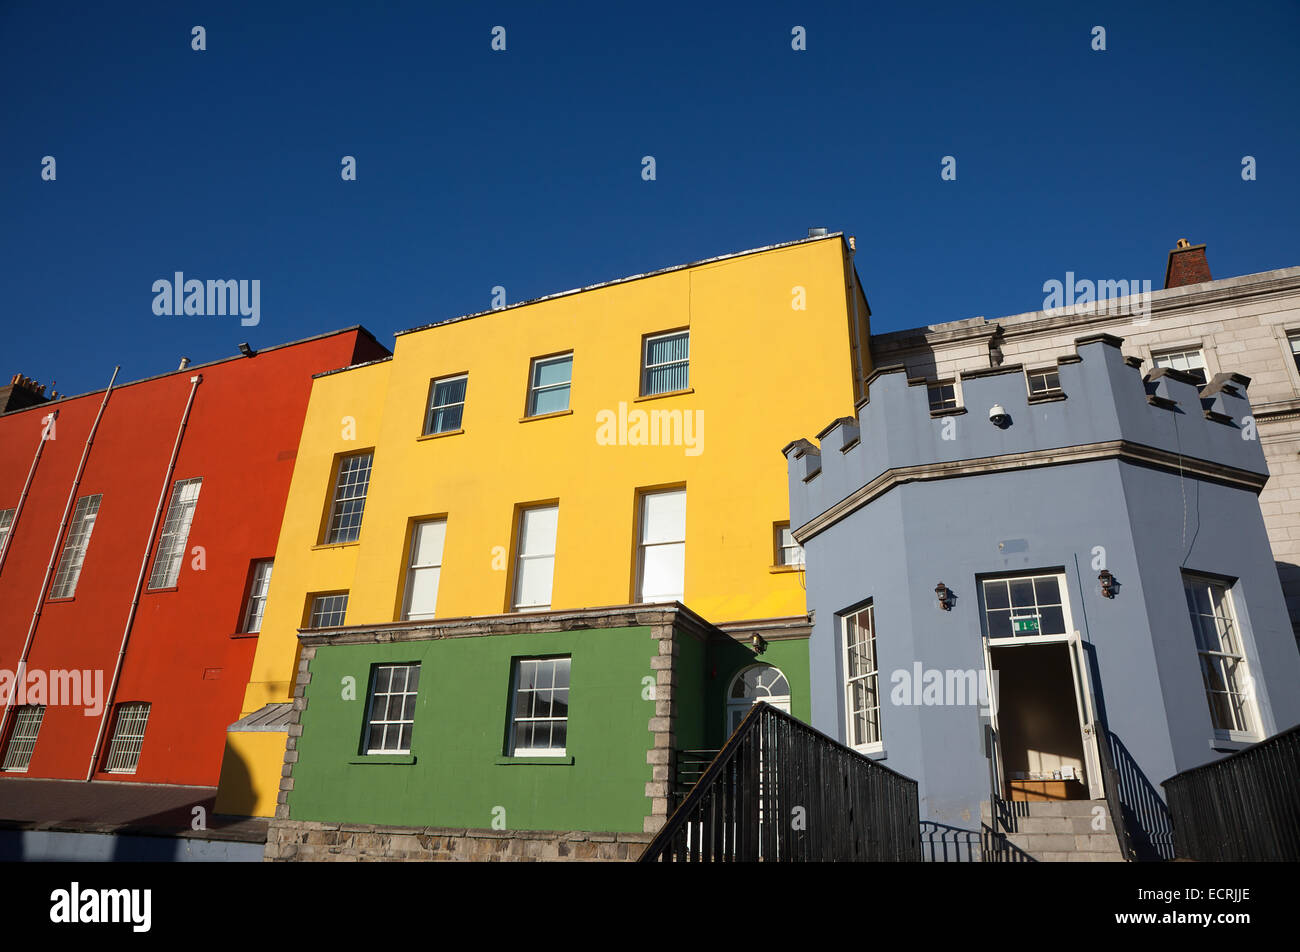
(519, 409), (574, 424)
(495, 755), (574, 766)
(44, 596), (76, 604)
(634, 388), (694, 403)
(1027, 392), (1067, 404)
(1210, 734), (1258, 753)
(230, 631), (260, 640)
(417, 428), (465, 442)
(769, 564), (805, 574)
(852, 744), (887, 761)
(144, 585), (180, 594)
(348, 755), (416, 765)
(311, 541), (360, 551)
(929, 407), (966, 418)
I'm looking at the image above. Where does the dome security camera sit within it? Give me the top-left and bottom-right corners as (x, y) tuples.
(989, 404), (1009, 426)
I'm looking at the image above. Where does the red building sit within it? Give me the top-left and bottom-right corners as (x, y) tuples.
(0, 328), (388, 789)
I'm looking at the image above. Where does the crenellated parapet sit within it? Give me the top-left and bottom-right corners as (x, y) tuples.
(784, 334), (1268, 540)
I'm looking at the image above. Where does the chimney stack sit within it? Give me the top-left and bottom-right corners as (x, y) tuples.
(1164, 238), (1212, 289)
(179, 357), (191, 370)
(0, 373), (54, 414)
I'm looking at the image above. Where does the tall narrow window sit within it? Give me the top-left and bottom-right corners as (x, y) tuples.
(425, 374), (468, 435)
(325, 453), (373, 544)
(1288, 332), (1300, 374)
(104, 702), (151, 774)
(843, 605), (881, 749)
(363, 664), (420, 754)
(0, 507), (15, 558)
(513, 505), (558, 612)
(1152, 348), (1208, 386)
(50, 494), (103, 598)
(642, 331), (689, 396)
(1183, 575), (1258, 739)
(638, 489), (686, 603)
(508, 657), (570, 756)
(774, 522), (805, 567)
(241, 560), (274, 633)
(526, 354), (573, 416)
(309, 593), (349, 628)
(1, 705), (46, 772)
(148, 477), (202, 589)
(403, 519), (446, 620)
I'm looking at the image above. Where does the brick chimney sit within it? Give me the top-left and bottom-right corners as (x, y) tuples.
(0, 374), (54, 414)
(1163, 238), (1212, 289)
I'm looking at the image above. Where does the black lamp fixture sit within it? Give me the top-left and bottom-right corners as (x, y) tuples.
(750, 633), (768, 654)
(1099, 570), (1116, 598)
(238, 342), (256, 357)
(935, 582), (952, 611)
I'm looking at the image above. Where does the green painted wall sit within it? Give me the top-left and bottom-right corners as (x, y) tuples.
(704, 637), (811, 748)
(289, 626), (659, 833)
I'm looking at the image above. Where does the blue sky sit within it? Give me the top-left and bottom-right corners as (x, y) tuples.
(2, 1), (1297, 397)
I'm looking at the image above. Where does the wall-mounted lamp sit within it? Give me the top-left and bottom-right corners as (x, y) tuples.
(1099, 570), (1116, 598)
(750, 633), (768, 654)
(238, 342), (256, 357)
(935, 582), (952, 611)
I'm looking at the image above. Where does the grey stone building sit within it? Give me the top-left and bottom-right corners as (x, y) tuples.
(871, 242), (1300, 644)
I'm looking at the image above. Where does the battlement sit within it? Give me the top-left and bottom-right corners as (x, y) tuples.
(785, 334), (1268, 538)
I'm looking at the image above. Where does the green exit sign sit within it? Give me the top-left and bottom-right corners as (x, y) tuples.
(1013, 617), (1040, 633)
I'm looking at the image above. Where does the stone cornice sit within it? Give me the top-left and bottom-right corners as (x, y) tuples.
(793, 439), (1269, 544)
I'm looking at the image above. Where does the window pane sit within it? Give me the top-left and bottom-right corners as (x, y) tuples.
(532, 356), (572, 389)
(515, 556), (555, 608)
(50, 494), (104, 598)
(519, 506), (559, 556)
(640, 544), (684, 602)
(530, 385), (570, 416)
(641, 490), (686, 544)
(432, 377), (467, 407)
(326, 455), (372, 544)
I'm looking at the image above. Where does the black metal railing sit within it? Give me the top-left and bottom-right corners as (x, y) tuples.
(639, 702), (920, 862)
(670, 748), (718, 813)
(1163, 723), (1300, 861)
(1095, 723), (1139, 861)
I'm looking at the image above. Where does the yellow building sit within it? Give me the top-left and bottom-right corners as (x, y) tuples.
(217, 232), (870, 816)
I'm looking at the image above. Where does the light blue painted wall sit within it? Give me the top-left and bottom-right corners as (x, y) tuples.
(0, 830), (264, 861)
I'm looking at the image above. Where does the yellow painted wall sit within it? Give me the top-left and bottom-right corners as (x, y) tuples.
(214, 730), (289, 817)
(229, 237), (868, 813)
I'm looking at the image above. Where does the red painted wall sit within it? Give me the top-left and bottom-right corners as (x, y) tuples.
(0, 328), (389, 786)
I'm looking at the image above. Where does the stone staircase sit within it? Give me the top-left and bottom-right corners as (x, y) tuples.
(981, 799), (1125, 862)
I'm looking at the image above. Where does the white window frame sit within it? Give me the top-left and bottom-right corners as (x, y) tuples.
(842, 604), (882, 752)
(402, 519), (446, 621)
(1151, 346), (1209, 386)
(148, 478), (202, 589)
(507, 656), (571, 757)
(927, 380), (958, 412)
(1025, 367), (1062, 396)
(324, 453), (373, 544)
(1183, 574), (1262, 743)
(363, 663), (421, 755)
(425, 374), (468, 435)
(512, 505), (558, 612)
(103, 702), (151, 774)
(774, 522), (804, 567)
(50, 494), (103, 599)
(637, 489), (686, 603)
(309, 592), (349, 628)
(241, 560), (274, 633)
(526, 354), (573, 417)
(641, 330), (690, 396)
(1, 705), (46, 772)
(0, 507), (15, 562)
(726, 664), (791, 735)
(980, 571), (1075, 642)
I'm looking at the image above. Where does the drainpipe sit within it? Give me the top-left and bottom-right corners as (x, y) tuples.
(0, 408), (58, 577)
(86, 374), (201, 780)
(0, 369), (119, 742)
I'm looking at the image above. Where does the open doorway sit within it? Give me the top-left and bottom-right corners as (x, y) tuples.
(990, 642), (1089, 801)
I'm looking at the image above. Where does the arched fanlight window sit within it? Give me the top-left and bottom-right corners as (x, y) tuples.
(725, 664), (791, 734)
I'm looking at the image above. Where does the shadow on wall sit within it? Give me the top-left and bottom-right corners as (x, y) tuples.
(1106, 732), (1176, 862)
(1273, 561), (1300, 652)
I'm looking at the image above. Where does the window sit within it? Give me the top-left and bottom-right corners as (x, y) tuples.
(981, 573), (1070, 639)
(508, 657), (570, 756)
(1183, 575), (1258, 739)
(103, 703), (150, 774)
(1, 705), (46, 772)
(1288, 332), (1300, 374)
(1026, 368), (1062, 396)
(50, 494), (103, 598)
(637, 489), (686, 603)
(526, 354), (573, 416)
(842, 605), (881, 749)
(363, 663), (420, 754)
(325, 453), (373, 544)
(727, 665), (791, 734)
(928, 381), (958, 412)
(403, 519), (446, 620)
(642, 331), (689, 396)
(774, 522), (804, 567)
(241, 560), (274, 633)
(513, 505), (558, 612)
(148, 478), (202, 589)
(309, 593), (349, 628)
(0, 507), (15, 557)
(425, 374), (467, 435)
(1152, 348), (1208, 386)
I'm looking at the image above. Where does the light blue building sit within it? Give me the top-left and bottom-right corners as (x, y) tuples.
(784, 333), (1300, 860)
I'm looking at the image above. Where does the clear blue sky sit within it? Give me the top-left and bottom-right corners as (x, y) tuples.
(3, 1), (1297, 397)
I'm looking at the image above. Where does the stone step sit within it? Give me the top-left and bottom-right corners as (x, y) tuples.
(982, 799), (1126, 862)
(1004, 832), (1121, 854)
